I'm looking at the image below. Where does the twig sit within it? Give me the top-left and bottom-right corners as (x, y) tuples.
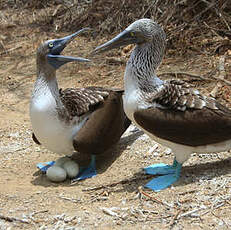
(28, 210), (49, 222)
(140, 0), (158, 18)
(31, 210), (48, 216)
(177, 207), (206, 219)
(158, 71), (210, 81)
(138, 187), (172, 208)
(168, 209), (181, 229)
(210, 81), (222, 98)
(211, 75), (231, 86)
(0, 214), (30, 224)
(59, 196), (81, 203)
(201, 201), (227, 216)
(158, 71), (231, 86)
(218, 55), (226, 80)
(211, 211), (230, 228)
(0, 45), (22, 56)
(100, 207), (119, 217)
(180, 196), (231, 220)
(2, 146), (30, 155)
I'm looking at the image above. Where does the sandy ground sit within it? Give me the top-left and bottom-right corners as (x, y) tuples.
(0, 7), (231, 230)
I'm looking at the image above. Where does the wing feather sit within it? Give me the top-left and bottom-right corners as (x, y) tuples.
(60, 86), (112, 117)
(134, 80), (231, 146)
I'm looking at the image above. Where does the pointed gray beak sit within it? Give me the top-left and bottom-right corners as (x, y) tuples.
(47, 28), (91, 69)
(92, 30), (137, 55)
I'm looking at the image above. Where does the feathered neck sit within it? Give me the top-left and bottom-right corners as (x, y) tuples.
(32, 56), (60, 101)
(125, 40), (165, 92)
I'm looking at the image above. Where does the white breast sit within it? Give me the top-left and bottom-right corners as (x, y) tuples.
(30, 85), (87, 155)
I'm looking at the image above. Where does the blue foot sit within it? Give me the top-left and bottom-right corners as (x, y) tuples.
(72, 155), (97, 181)
(37, 161), (55, 172)
(144, 158), (182, 191)
(144, 163), (175, 175)
(145, 174), (179, 191)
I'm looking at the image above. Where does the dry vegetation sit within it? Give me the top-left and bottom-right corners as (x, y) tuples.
(0, 0), (231, 229)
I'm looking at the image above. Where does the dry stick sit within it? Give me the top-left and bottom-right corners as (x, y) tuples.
(192, 1), (216, 22)
(167, 1), (216, 40)
(0, 214), (30, 224)
(0, 45), (22, 56)
(158, 71), (210, 80)
(31, 210), (48, 216)
(179, 197), (231, 221)
(203, 22), (222, 37)
(201, 0), (230, 31)
(80, 174), (153, 191)
(158, 71), (231, 86)
(203, 21), (231, 38)
(139, 189), (172, 208)
(211, 76), (231, 87)
(200, 197), (231, 217)
(168, 209), (181, 228)
(211, 211), (230, 228)
(140, 0), (158, 18)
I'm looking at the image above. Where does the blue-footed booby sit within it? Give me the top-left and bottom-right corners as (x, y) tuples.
(30, 28), (131, 181)
(93, 19), (231, 191)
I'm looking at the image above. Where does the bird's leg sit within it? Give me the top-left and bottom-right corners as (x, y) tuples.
(72, 154), (97, 181)
(144, 158), (182, 191)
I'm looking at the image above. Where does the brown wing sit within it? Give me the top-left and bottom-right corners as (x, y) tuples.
(60, 86), (111, 117)
(134, 80), (231, 146)
(73, 91), (131, 155)
(145, 80), (218, 111)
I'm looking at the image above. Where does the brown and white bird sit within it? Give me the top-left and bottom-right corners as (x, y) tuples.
(93, 19), (231, 191)
(30, 28), (131, 181)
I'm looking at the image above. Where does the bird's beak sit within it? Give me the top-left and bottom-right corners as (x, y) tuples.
(92, 30), (137, 55)
(47, 28), (91, 69)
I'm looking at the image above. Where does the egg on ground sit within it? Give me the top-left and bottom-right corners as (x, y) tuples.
(63, 160), (79, 178)
(46, 165), (67, 182)
(46, 157), (79, 182)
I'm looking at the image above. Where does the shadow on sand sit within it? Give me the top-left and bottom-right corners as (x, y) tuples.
(31, 130), (143, 187)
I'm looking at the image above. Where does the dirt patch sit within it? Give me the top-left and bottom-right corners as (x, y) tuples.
(0, 4), (231, 230)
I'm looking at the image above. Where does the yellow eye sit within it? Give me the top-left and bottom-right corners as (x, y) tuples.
(48, 43), (54, 48)
(130, 32), (135, 37)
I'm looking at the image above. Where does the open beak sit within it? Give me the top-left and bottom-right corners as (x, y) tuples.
(47, 28), (91, 69)
(92, 30), (137, 55)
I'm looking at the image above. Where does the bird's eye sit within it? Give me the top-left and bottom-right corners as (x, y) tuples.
(48, 43), (54, 48)
(130, 32), (135, 37)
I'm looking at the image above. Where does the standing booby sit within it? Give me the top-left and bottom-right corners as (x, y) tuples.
(30, 28), (131, 181)
(93, 19), (231, 191)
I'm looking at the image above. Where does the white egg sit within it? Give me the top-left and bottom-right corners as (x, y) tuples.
(54, 156), (71, 167)
(63, 160), (79, 179)
(46, 166), (67, 182)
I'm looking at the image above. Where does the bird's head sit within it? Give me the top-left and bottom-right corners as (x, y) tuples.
(93, 19), (166, 54)
(37, 28), (91, 69)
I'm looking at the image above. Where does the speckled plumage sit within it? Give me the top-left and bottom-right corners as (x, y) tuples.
(135, 79), (231, 146)
(60, 87), (110, 117)
(144, 80), (218, 111)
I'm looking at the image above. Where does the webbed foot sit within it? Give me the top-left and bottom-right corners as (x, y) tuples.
(144, 158), (182, 191)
